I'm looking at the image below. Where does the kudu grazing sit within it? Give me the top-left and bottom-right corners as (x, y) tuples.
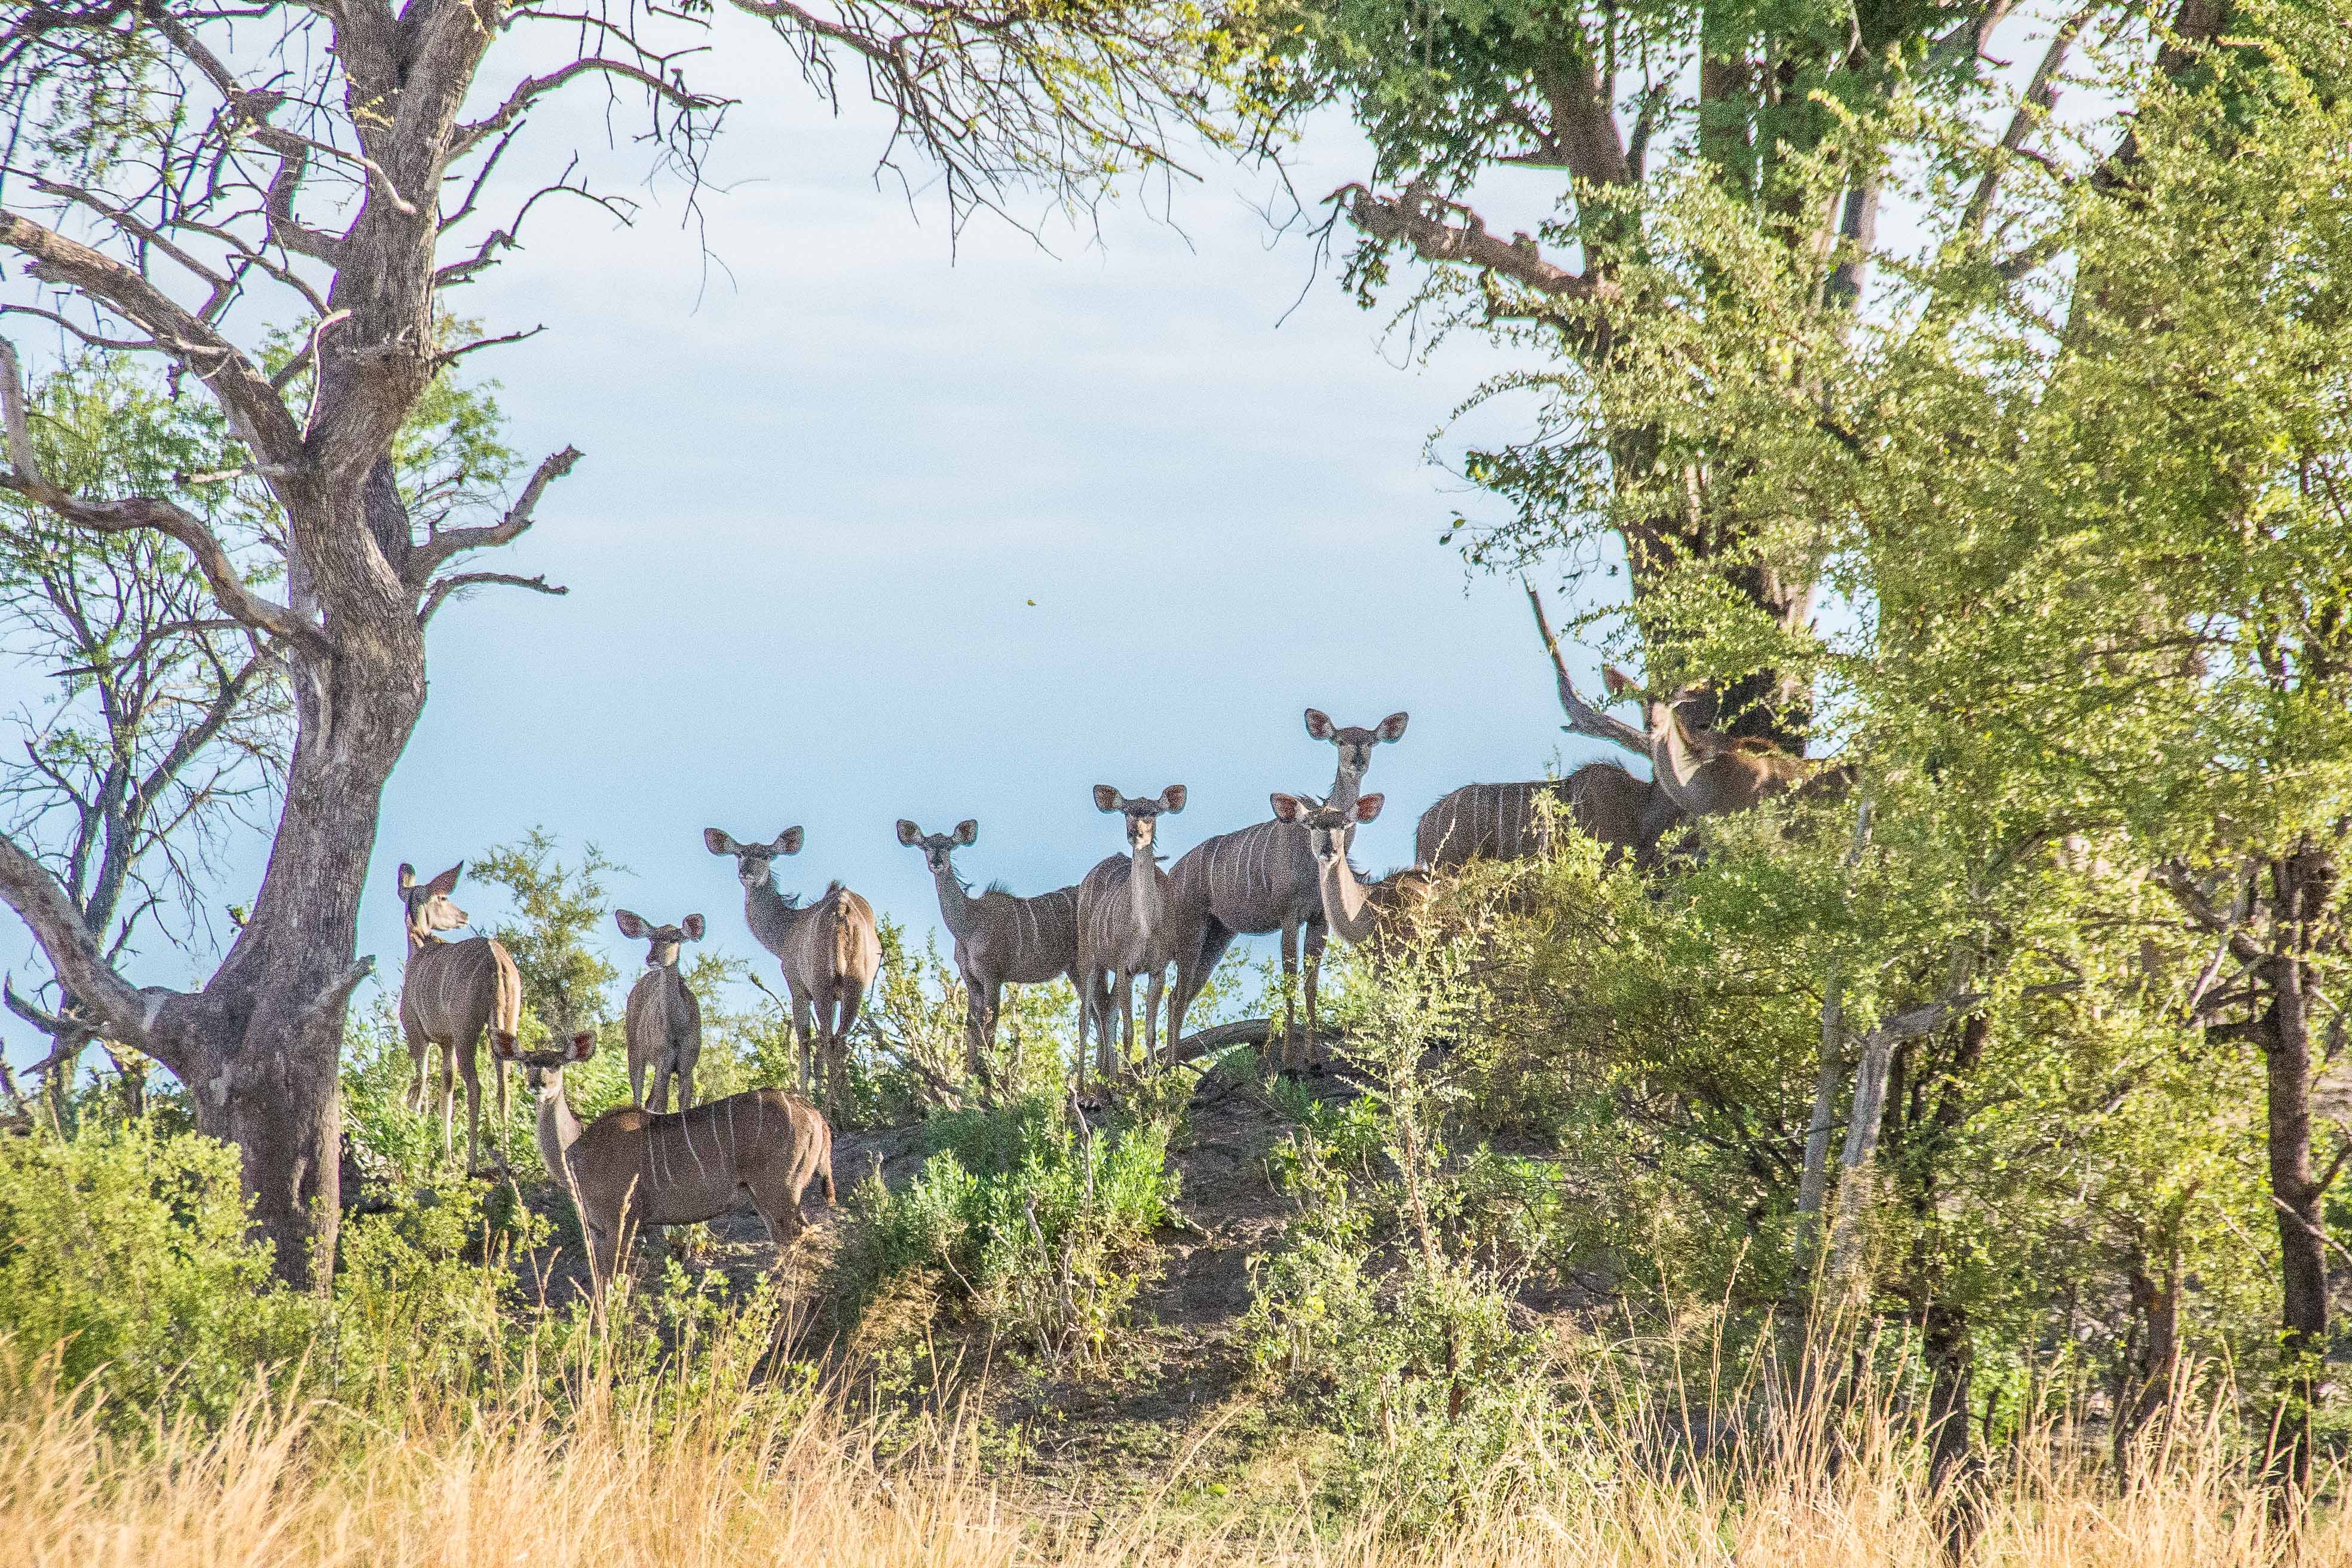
(895, 818), (1083, 1089)
(1270, 791), (1434, 961)
(396, 861), (520, 1173)
(1165, 709), (1408, 1076)
(705, 828), (881, 1120)
(492, 1028), (834, 1298)
(1076, 785), (1189, 1077)
(1414, 762), (1679, 872)
(615, 909), (705, 1113)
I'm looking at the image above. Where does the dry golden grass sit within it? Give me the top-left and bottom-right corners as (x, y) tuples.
(5, 1332), (2347, 1568)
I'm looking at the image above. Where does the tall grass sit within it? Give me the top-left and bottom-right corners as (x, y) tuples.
(4, 1316), (2339, 1567)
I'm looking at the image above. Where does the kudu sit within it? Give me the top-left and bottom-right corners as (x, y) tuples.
(704, 827), (881, 1121)
(1165, 709), (1408, 1076)
(492, 1028), (834, 1299)
(1076, 785), (1189, 1077)
(1270, 791), (1435, 961)
(895, 818), (1083, 1090)
(615, 909), (705, 1113)
(397, 862), (520, 1173)
(1414, 762), (1679, 871)
(1601, 667), (1817, 819)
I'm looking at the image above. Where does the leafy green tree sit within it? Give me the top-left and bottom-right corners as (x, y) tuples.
(1465, 1), (2352, 1508)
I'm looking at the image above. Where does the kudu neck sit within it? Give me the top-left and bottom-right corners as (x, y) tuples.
(535, 1072), (584, 1178)
(932, 857), (977, 935)
(1317, 851), (1377, 944)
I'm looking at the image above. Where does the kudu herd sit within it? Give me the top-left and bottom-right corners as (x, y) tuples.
(394, 630), (1840, 1296)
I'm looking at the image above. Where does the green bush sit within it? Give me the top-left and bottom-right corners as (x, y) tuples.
(0, 1119), (313, 1425)
(832, 1095), (1178, 1363)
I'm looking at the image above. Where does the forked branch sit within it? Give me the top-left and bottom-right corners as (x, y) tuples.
(0, 342), (330, 656)
(1523, 580), (1650, 757)
(405, 446), (583, 586)
(1337, 182), (1620, 304)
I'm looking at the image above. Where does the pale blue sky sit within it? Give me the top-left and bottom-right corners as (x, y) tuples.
(4, 23), (1653, 1035)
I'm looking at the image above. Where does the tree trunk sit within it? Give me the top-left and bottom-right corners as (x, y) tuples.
(1924, 1295), (1983, 1560)
(2262, 884), (2325, 1505)
(2115, 1231), (2183, 1475)
(154, 492), (426, 1287)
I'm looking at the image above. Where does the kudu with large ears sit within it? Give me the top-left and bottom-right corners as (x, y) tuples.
(1601, 666), (1814, 820)
(1075, 785), (1189, 1079)
(1271, 791), (1435, 960)
(615, 909), (705, 1113)
(493, 1028), (834, 1301)
(396, 860), (522, 1174)
(1165, 708), (1408, 1076)
(705, 826), (879, 1123)
(896, 817), (1083, 1092)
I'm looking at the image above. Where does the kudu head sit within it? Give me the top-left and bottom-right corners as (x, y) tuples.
(895, 817), (978, 877)
(615, 909), (704, 969)
(704, 827), (803, 891)
(1305, 709), (1410, 786)
(396, 862), (468, 944)
(1269, 790), (1384, 867)
(489, 1026), (598, 1092)
(1093, 785), (1187, 859)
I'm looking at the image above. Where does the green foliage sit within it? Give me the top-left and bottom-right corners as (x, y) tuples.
(831, 1095), (1178, 1364)
(470, 828), (623, 1036)
(0, 1119), (312, 1426)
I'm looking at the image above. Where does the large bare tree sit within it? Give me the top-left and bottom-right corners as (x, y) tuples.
(0, 0), (1251, 1285)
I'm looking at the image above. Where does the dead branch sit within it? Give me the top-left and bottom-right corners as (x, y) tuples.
(1523, 580), (1651, 757)
(405, 446), (582, 586)
(418, 572), (569, 626)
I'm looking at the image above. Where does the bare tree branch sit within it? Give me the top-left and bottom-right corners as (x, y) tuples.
(418, 571), (568, 626)
(1337, 181), (1620, 304)
(404, 445), (581, 586)
(0, 211), (302, 463)
(0, 834), (182, 1070)
(1524, 578), (1650, 757)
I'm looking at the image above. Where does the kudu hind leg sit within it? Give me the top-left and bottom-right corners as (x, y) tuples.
(458, 1031), (486, 1174)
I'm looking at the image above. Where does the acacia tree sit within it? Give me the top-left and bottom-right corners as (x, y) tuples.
(0, 0), (1255, 1287)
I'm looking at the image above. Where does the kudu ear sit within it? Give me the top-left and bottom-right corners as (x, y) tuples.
(1601, 665), (1636, 700)
(424, 862), (463, 898)
(895, 819), (923, 847)
(1303, 708), (1335, 741)
(1093, 785), (1123, 814)
(953, 819), (979, 846)
(682, 914), (705, 941)
(1374, 712), (1409, 743)
(1269, 792), (1306, 823)
(490, 1030), (519, 1061)
(614, 909), (647, 939)
(396, 862), (417, 892)
(774, 828), (804, 856)
(1353, 792), (1386, 823)
(704, 828), (741, 856)
(567, 1030), (597, 1061)
(1159, 785), (1187, 814)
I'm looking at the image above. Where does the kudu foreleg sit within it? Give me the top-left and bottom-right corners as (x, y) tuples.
(1304, 924), (1328, 1074)
(1278, 922), (1303, 1076)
